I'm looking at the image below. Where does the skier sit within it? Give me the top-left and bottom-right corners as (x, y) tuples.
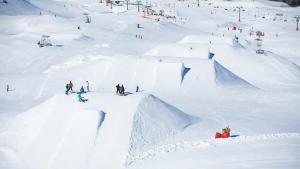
(86, 81), (90, 92)
(69, 81), (73, 92)
(77, 93), (88, 103)
(136, 85), (139, 92)
(116, 84), (120, 95)
(79, 86), (85, 94)
(65, 83), (70, 95)
(6, 84), (9, 92)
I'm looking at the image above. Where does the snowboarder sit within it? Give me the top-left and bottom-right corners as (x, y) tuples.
(79, 86), (85, 94)
(65, 83), (70, 95)
(77, 93), (88, 102)
(116, 84), (120, 95)
(69, 81), (73, 92)
(86, 81), (90, 92)
(6, 84), (9, 92)
(136, 85), (139, 92)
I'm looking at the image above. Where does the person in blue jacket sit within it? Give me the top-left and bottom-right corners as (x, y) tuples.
(79, 86), (85, 94)
(77, 93), (88, 102)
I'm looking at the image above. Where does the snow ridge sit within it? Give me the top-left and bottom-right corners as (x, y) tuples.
(126, 133), (300, 165)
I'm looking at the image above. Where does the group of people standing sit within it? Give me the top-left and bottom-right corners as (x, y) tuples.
(65, 81), (90, 103)
(115, 84), (140, 96)
(65, 81), (140, 102)
(116, 84), (125, 95)
(65, 81), (90, 95)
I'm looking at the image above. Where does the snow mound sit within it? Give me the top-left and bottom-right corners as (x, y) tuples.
(214, 61), (255, 88)
(181, 60), (255, 91)
(128, 94), (195, 157)
(8, 93), (195, 169)
(0, 0), (40, 15)
(88, 93), (195, 168)
(11, 95), (100, 169)
(153, 62), (184, 90)
(98, 57), (255, 94)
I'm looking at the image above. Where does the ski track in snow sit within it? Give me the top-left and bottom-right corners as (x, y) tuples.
(126, 133), (300, 165)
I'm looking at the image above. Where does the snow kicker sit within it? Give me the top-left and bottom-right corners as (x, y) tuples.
(8, 93), (195, 169)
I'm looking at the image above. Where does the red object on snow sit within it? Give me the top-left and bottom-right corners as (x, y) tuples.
(215, 132), (230, 139)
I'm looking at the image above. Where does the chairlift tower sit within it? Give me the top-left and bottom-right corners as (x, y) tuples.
(237, 6), (242, 22)
(296, 16), (300, 31)
(137, 1), (142, 12)
(126, 0), (129, 10)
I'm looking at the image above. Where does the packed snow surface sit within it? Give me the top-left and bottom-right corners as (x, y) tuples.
(1, 0), (300, 169)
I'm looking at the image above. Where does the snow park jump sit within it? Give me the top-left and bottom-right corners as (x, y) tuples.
(1, 0), (300, 169)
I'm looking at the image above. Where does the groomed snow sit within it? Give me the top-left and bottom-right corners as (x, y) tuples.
(1, 0), (300, 169)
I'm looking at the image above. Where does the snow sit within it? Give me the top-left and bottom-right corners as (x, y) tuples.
(3, 92), (194, 169)
(128, 94), (195, 158)
(1, 0), (300, 169)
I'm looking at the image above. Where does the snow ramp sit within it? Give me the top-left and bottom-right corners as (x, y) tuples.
(9, 93), (194, 169)
(181, 60), (255, 91)
(153, 62), (184, 91)
(87, 93), (195, 169)
(12, 95), (100, 169)
(214, 60), (255, 87)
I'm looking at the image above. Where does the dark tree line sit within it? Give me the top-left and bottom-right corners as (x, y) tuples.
(270, 0), (300, 7)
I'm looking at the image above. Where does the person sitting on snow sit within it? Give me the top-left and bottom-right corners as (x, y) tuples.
(77, 93), (88, 102)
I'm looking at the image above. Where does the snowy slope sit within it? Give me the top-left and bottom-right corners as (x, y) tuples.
(0, 0), (40, 15)
(2, 93), (195, 169)
(1, 0), (300, 169)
